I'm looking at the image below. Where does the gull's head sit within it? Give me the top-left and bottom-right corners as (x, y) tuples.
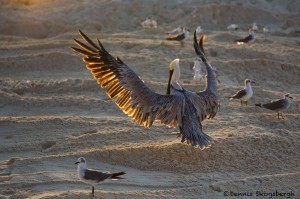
(169, 58), (180, 71)
(245, 79), (255, 85)
(75, 157), (86, 166)
(284, 93), (293, 100)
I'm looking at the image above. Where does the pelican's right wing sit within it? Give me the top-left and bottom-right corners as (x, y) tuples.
(71, 30), (184, 128)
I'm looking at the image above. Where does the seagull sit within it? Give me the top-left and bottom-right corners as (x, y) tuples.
(227, 24), (239, 31)
(263, 26), (270, 33)
(195, 26), (203, 40)
(226, 79), (255, 106)
(165, 26), (183, 35)
(71, 30), (219, 149)
(192, 57), (203, 83)
(141, 17), (157, 29)
(75, 157), (125, 197)
(235, 28), (256, 45)
(166, 27), (190, 46)
(255, 93), (293, 119)
(252, 22), (259, 31)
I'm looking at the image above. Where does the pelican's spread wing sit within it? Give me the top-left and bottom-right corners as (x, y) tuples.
(72, 30), (183, 128)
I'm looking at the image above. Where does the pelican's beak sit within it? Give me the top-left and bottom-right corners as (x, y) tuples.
(167, 69), (174, 95)
(75, 161), (80, 165)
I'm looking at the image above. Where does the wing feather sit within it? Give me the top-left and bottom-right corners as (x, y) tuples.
(72, 30), (184, 128)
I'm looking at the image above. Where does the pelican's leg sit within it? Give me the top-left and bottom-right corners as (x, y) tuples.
(177, 127), (182, 138)
(92, 186), (95, 197)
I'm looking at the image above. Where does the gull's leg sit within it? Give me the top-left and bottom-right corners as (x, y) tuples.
(92, 186), (95, 197)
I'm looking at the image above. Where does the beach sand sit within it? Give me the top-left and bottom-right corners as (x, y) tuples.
(0, 0), (300, 198)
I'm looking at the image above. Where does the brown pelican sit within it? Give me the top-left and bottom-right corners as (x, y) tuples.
(226, 79), (255, 106)
(255, 93), (293, 119)
(75, 157), (125, 197)
(71, 30), (219, 149)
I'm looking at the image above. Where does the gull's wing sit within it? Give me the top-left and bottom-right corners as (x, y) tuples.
(166, 32), (185, 41)
(231, 89), (247, 99)
(84, 169), (111, 182)
(262, 99), (285, 110)
(236, 35), (252, 43)
(71, 30), (184, 128)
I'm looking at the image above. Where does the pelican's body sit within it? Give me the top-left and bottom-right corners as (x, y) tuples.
(255, 94), (293, 119)
(72, 30), (219, 149)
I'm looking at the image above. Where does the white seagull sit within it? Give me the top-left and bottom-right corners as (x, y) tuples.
(141, 17), (157, 29)
(75, 157), (125, 197)
(192, 57), (203, 83)
(252, 22), (259, 31)
(255, 93), (293, 119)
(227, 24), (239, 31)
(227, 79), (255, 106)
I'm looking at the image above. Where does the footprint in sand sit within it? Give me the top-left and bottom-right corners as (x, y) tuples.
(0, 158), (16, 182)
(41, 141), (56, 152)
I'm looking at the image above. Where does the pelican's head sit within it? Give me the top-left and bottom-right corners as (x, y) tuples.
(169, 58), (179, 71)
(75, 157), (86, 166)
(167, 59), (181, 94)
(284, 93), (293, 100)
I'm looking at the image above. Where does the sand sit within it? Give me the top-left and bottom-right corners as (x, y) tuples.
(0, 0), (300, 198)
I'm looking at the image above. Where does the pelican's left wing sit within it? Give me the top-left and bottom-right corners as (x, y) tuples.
(71, 30), (184, 128)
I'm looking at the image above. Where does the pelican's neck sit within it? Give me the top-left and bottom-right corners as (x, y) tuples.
(171, 64), (182, 91)
(204, 61), (217, 93)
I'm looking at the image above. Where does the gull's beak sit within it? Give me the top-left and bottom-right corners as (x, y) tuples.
(289, 96), (293, 99)
(166, 69), (174, 95)
(75, 161), (80, 165)
(251, 80), (256, 84)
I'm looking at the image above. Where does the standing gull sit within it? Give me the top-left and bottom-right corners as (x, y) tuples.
(226, 79), (255, 106)
(75, 157), (125, 197)
(235, 29), (256, 45)
(71, 30), (219, 149)
(166, 27), (190, 46)
(255, 93), (293, 119)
